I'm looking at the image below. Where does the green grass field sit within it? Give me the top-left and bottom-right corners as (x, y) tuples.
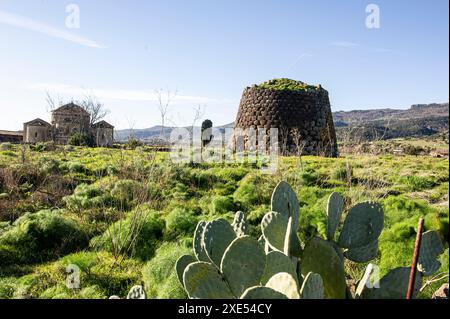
(0, 142), (448, 299)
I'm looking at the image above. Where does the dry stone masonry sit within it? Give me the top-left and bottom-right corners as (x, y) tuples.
(234, 79), (338, 157)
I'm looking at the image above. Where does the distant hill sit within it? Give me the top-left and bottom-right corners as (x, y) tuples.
(334, 103), (449, 141)
(115, 103), (449, 142)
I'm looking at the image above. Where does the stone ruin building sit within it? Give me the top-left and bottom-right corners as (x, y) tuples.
(23, 102), (114, 147)
(234, 78), (338, 157)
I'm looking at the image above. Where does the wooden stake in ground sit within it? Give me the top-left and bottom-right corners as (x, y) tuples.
(406, 217), (425, 299)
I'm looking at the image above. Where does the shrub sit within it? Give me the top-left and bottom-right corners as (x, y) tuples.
(0, 142), (13, 151)
(90, 208), (165, 261)
(0, 210), (89, 265)
(210, 195), (235, 214)
(0, 277), (16, 299)
(401, 175), (437, 191)
(331, 164), (353, 182)
(233, 173), (275, 211)
(63, 183), (114, 211)
(111, 179), (147, 208)
(142, 242), (190, 299)
(69, 133), (94, 147)
(165, 207), (198, 236)
(11, 251), (141, 299)
(125, 138), (143, 150)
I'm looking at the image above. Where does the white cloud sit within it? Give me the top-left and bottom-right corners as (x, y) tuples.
(0, 10), (104, 48)
(29, 83), (229, 104)
(330, 41), (359, 48)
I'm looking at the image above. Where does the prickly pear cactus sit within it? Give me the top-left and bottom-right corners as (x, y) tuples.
(326, 192), (344, 241)
(241, 286), (288, 299)
(301, 237), (347, 299)
(271, 181), (299, 230)
(344, 240), (379, 263)
(364, 267), (422, 299)
(418, 230), (444, 276)
(300, 272), (324, 299)
(183, 262), (234, 299)
(193, 221), (210, 262)
(221, 236), (266, 297)
(232, 211), (249, 237)
(203, 218), (236, 267)
(338, 202), (384, 249)
(175, 255), (197, 285)
(127, 285), (146, 299)
(260, 251), (298, 285)
(261, 211), (288, 252)
(265, 272), (300, 299)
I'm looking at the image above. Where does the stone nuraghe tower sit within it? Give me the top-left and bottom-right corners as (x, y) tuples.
(234, 78), (338, 157)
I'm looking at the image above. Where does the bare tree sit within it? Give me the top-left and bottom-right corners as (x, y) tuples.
(45, 91), (109, 125)
(45, 91), (64, 113)
(154, 88), (177, 140)
(77, 94), (110, 125)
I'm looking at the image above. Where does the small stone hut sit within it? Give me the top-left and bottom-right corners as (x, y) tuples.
(234, 79), (338, 157)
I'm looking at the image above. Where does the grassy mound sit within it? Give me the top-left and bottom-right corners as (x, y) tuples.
(256, 78), (321, 92)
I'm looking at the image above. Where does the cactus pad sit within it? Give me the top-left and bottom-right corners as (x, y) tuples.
(301, 237), (347, 299)
(300, 272), (324, 299)
(241, 286), (288, 299)
(175, 255), (197, 286)
(232, 211), (249, 237)
(261, 251), (298, 285)
(271, 181), (299, 230)
(265, 272), (300, 299)
(183, 262), (234, 299)
(364, 267), (422, 299)
(344, 240), (378, 263)
(127, 285), (146, 299)
(203, 218), (237, 267)
(326, 192), (344, 240)
(261, 211), (288, 252)
(193, 221), (210, 262)
(338, 202), (384, 249)
(221, 236), (266, 297)
(418, 230), (444, 276)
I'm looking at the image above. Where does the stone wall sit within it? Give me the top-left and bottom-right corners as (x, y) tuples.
(234, 86), (338, 157)
(93, 127), (114, 147)
(51, 110), (90, 145)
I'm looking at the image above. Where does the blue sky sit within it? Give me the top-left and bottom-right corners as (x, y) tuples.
(0, 0), (448, 130)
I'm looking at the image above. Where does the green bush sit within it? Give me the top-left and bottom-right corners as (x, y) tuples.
(142, 242), (190, 299)
(69, 133), (94, 147)
(233, 173), (275, 211)
(331, 164), (353, 182)
(90, 208), (165, 261)
(0, 142), (13, 151)
(0, 210), (88, 265)
(401, 175), (437, 191)
(111, 179), (147, 208)
(63, 183), (114, 211)
(210, 195), (235, 214)
(165, 207), (198, 236)
(11, 251), (141, 299)
(0, 277), (16, 299)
